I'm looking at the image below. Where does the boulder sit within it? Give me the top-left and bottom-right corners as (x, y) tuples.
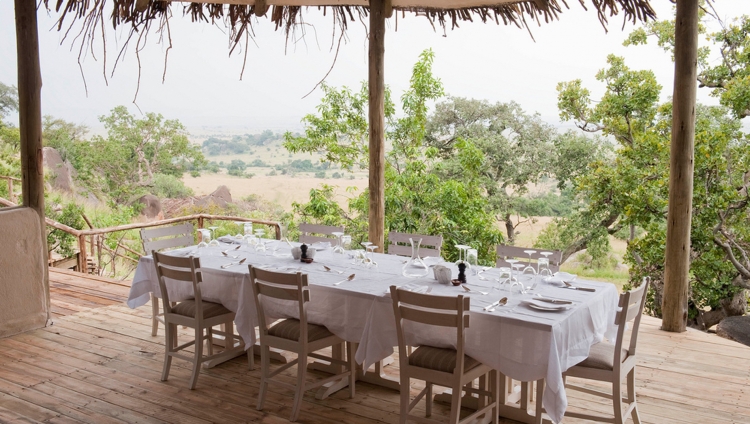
(135, 194), (164, 220)
(42, 147), (76, 192)
(716, 315), (750, 347)
(196, 185), (233, 208)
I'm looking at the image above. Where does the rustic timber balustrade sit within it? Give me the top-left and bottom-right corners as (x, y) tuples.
(0, 176), (21, 204)
(0, 195), (280, 275)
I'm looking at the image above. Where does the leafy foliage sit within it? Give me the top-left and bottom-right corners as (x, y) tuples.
(287, 50), (503, 263)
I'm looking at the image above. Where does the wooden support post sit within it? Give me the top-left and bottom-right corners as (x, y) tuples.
(15, 0), (49, 318)
(368, 0), (386, 252)
(663, 0), (699, 333)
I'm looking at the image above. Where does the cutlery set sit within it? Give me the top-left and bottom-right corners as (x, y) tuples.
(220, 258), (247, 269)
(483, 297), (508, 312)
(333, 274), (356, 286)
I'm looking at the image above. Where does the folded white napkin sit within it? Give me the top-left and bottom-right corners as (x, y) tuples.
(385, 283), (432, 297)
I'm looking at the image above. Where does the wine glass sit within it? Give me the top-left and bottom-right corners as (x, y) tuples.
(208, 226), (220, 247)
(522, 250), (537, 275)
(254, 229), (266, 252)
(234, 222), (245, 239)
(538, 252), (553, 276)
(454, 244), (470, 267)
(341, 235), (352, 252)
(331, 231), (345, 254)
(505, 259), (519, 282)
(495, 267), (512, 290)
(197, 229), (211, 248)
(365, 244), (378, 269)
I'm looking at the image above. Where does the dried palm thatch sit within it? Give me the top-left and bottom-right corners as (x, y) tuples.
(40, 0), (655, 97)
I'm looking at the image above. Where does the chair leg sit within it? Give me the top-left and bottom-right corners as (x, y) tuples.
(206, 327), (214, 356)
(628, 368), (641, 424)
(426, 383), (432, 417)
(151, 294), (159, 336)
(612, 378), (624, 424)
(290, 350), (308, 422)
(492, 371), (500, 424)
(448, 382), (462, 424)
(161, 323), (174, 382)
(257, 344), (271, 411)
(346, 342), (356, 398)
(399, 374), (410, 424)
(188, 327), (203, 390)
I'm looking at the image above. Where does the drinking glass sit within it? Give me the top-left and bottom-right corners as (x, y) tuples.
(208, 226), (220, 247)
(538, 252), (553, 276)
(197, 229), (211, 248)
(522, 250), (537, 275)
(332, 231), (345, 254)
(510, 264), (525, 293)
(341, 235), (352, 252)
(234, 221), (244, 239)
(466, 248), (478, 275)
(454, 244), (470, 267)
(365, 244), (378, 269)
(254, 229), (266, 252)
(505, 259), (519, 282)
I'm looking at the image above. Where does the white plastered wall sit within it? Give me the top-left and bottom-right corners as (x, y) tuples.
(0, 207), (48, 337)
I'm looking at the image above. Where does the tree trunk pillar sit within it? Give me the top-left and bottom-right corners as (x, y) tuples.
(15, 0), (49, 318)
(663, 0), (699, 333)
(368, 0), (386, 252)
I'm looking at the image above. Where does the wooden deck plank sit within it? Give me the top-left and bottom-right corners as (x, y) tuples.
(2, 270), (749, 424)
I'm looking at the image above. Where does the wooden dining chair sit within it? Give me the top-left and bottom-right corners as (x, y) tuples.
(152, 251), (242, 389)
(495, 244), (562, 273)
(390, 286), (499, 424)
(298, 222), (344, 245)
(249, 265), (355, 422)
(537, 278), (650, 423)
(140, 223), (195, 337)
(387, 231), (443, 258)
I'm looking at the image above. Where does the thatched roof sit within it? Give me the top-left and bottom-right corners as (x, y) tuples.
(43, 0), (656, 54)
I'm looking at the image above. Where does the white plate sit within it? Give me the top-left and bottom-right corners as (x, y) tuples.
(524, 299), (569, 311)
(310, 242), (332, 251)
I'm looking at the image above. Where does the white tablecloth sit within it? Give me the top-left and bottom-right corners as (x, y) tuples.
(129, 241), (618, 424)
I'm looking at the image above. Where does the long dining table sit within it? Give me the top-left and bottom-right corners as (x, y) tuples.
(129, 238), (619, 424)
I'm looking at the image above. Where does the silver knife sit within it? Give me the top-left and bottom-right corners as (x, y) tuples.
(565, 286), (596, 292)
(536, 297), (573, 304)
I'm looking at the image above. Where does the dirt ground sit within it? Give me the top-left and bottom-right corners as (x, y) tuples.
(182, 172), (368, 211)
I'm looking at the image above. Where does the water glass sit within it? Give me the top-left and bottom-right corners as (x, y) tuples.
(466, 249), (478, 275)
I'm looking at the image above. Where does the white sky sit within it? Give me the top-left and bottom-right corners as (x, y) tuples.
(0, 1), (746, 136)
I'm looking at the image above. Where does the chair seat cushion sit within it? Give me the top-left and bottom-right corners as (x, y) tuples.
(268, 319), (334, 342)
(409, 346), (481, 373)
(172, 300), (232, 319)
(577, 342), (629, 370)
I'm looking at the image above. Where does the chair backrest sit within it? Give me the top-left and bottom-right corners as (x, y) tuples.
(613, 277), (651, 366)
(495, 244), (562, 273)
(390, 286), (470, 376)
(298, 223), (344, 245)
(387, 232), (443, 258)
(152, 251), (205, 318)
(141, 223), (194, 253)
(249, 265), (311, 342)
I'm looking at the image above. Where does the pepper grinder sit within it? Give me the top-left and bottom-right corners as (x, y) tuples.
(458, 262), (467, 284)
(300, 244), (313, 263)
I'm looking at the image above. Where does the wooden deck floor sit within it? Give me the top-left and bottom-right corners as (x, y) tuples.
(0, 269), (747, 423)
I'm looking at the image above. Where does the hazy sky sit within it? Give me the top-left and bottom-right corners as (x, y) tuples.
(0, 1), (745, 136)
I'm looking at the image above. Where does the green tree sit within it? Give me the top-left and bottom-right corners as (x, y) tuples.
(286, 50), (503, 263)
(0, 82), (20, 199)
(0, 82), (18, 120)
(90, 106), (205, 204)
(549, 54), (749, 328)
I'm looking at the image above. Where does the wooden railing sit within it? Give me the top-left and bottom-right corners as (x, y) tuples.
(0, 176), (21, 204)
(0, 196), (281, 276)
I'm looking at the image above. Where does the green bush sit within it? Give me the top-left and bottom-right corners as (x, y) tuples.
(315, 171), (326, 178)
(152, 173), (194, 199)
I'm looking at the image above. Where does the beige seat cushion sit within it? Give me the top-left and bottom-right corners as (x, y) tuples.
(409, 346), (481, 373)
(577, 342), (629, 370)
(172, 300), (232, 319)
(268, 319), (334, 342)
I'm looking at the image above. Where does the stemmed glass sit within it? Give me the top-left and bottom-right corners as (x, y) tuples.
(455, 244), (471, 269)
(510, 263), (525, 293)
(234, 222), (245, 239)
(365, 244), (378, 269)
(538, 252), (553, 276)
(466, 248), (478, 275)
(208, 226), (220, 247)
(522, 250), (537, 275)
(341, 235), (352, 252)
(331, 231), (345, 254)
(254, 229), (266, 252)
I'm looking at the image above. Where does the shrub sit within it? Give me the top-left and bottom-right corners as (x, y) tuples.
(152, 173), (193, 199)
(315, 171), (326, 178)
